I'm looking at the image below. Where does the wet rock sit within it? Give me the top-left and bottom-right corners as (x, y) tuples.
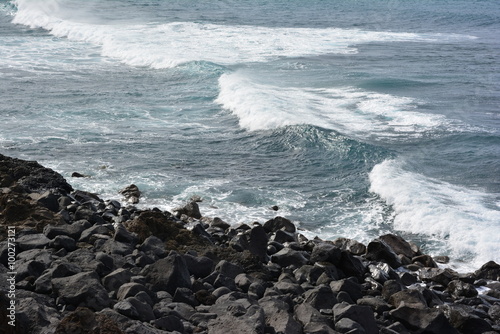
(119, 184), (141, 204)
(263, 216), (296, 233)
(366, 239), (402, 269)
(447, 279), (478, 299)
(333, 237), (367, 256)
(419, 267), (458, 286)
(174, 200), (202, 219)
(412, 254), (438, 268)
(475, 261), (500, 281)
(52, 271), (111, 311)
(389, 289), (428, 309)
(338, 251), (366, 280)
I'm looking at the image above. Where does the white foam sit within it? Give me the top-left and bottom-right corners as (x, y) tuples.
(369, 159), (500, 271)
(216, 71), (455, 139)
(11, 0), (476, 69)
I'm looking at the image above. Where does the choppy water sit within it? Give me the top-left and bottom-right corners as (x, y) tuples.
(1, 0), (499, 271)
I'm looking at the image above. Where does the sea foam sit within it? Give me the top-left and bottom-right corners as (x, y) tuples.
(216, 71), (456, 140)
(369, 159), (500, 271)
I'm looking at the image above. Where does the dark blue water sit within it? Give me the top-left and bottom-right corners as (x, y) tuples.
(1, 0), (499, 271)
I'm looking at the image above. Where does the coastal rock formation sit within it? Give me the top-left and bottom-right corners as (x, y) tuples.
(1, 154), (500, 334)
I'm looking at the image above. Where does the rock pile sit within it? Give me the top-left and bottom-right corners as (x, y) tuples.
(1, 153), (499, 334)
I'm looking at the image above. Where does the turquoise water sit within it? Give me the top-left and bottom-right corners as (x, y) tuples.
(1, 0), (499, 271)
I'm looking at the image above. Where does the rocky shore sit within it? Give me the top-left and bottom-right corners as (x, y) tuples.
(1, 153), (499, 334)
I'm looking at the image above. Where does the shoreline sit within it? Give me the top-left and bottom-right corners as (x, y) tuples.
(1, 153), (499, 333)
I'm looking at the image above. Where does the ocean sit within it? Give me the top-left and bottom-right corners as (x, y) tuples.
(1, 0), (499, 272)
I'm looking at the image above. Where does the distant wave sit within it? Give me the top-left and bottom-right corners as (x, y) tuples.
(11, 0), (477, 69)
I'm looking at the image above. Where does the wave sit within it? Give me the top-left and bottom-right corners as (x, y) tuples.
(10, 0), (476, 69)
(216, 71), (461, 140)
(369, 159), (500, 271)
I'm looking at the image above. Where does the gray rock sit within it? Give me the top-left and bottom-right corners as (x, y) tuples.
(14, 297), (61, 334)
(442, 304), (492, 334)
(259, 296), (302, 334)
(248, 225), (269, 262)
(263, 216), (296, 233)
(390, 306), (458, 334)
(139, 235), (167, 258)
(474, 261), (500, 281)
(207, 304), (265, 334)
(117, 282), (150, 301)
(365, 239), (402, 269)
(389, 289), (428, 309)
(215, 260), (244, 279)
(330, 278), (363, 302)
(357, 296), (391, 314)
(333, 303), (378, 334)
(142, 252), (192, 294)
(183, 253), (214, 278)
(294, 303), (334, 330)
(49, 235), (77, 251)
(113, 223), (139, 245)
(17, 233), (51, 251)
(335, 317), (366, 333)
(79, 224), (114, 243)
(52, 271), (110, 311)
(338, 251), (366, 280)
(99, 238), (135, 256)
(173, 287), (199, 307)
(174, 201), (202, 219)
(382, 280), (404, 301)
(294, 265), (325, 285)
(16, 249), (53, 281)
(310, 242), (342, 265)
(271, 248), (308, 268)
(419, 267), (458, 286)
(43, 220), (91, 239)
(119, 184), (141, 204)
(155, 315), (185, 332)
(446, 279), (478, 299)
(303, 285), (337, 310)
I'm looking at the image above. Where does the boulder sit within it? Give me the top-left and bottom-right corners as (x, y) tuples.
(119, 184), (141, 204)
(303, 285), (337, 310)
(330, 278), (363, 302)
(102, 268), (132, 294)
(174, 201), (202, 219)
(310, 242), (342, 265)
(17, 233), (51, 251)
(475, 261), (500, 281)
(259, 296), (302, 334)
(271, 248), (308, 268)
(263, 216), (296, 233)
(365, 239), (402, 269)
(446, 280), (478, 299)
(142, 252), (192, 294)
(390, 306), (458, 334)
(52, 271), (111, 311)
(183, 253), (214, 278)
(333, 303), (378, 334)
(248, 225), (269, 262)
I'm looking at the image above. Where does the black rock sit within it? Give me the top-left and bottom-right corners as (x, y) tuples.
(303, 285), (337, 310)
(390, 306), (458, 334)
(119, 184), (141, 204)
(310, 242), (342, 265)
(333, 303), (378, 334)
(142, 252), (192, 294)
(263, 216), (296, 233)
(271, 248), (308, 268)
(366, 239), (402, 269)
(174, 201), (202, 219)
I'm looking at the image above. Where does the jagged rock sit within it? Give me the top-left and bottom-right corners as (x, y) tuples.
(248, 225), (269, 262)
(357, 296), (391, 314)
(208, 303), (265, 334)
(310, 242), (342, 265)
(43, 220), (91, 240)
(389, 289), (428, 309)
(330, 278), (363, 302)
(303, 285), (337, 310)
(183, 253), (214, 278)
(117, 282), (150, 301)
(13, 296), (61, 334)
(79, 224), (114, 243)
(102, 268), (132, 294)
(16, 249), (54, 281)
(52, 271), (111, 311)
(333, 237), (367, 256)
(390, 306), (458, 334)
(333, 302), (378, 334)
(335, 317), (366, 333)
(419, 267), (458, 286)
(119, 184), (141, 204)
(155, 315), (185, 332)
(294, 265), (324, 285)
(366, 239), (402, 269)
(174, 200), (202, 219)
(294, 302), (334, 330)
(412, 254), (438, 268)
(142, 251), (192, 294)
(215, 259), (244, 279)
(442, 304), (493, 334)
(271, 248), (308, 268)
(338, 251), (366, 280)
(446, 280), (478, 299)
(475, 261), (500, 281)
(368, 262), (398, 284)
(263, 216), (296, 233)
(55, 307), (124, 334)
(49, 235), (77, 251)
(259, 296), (302, 334)
(382, 280), (404, 301)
